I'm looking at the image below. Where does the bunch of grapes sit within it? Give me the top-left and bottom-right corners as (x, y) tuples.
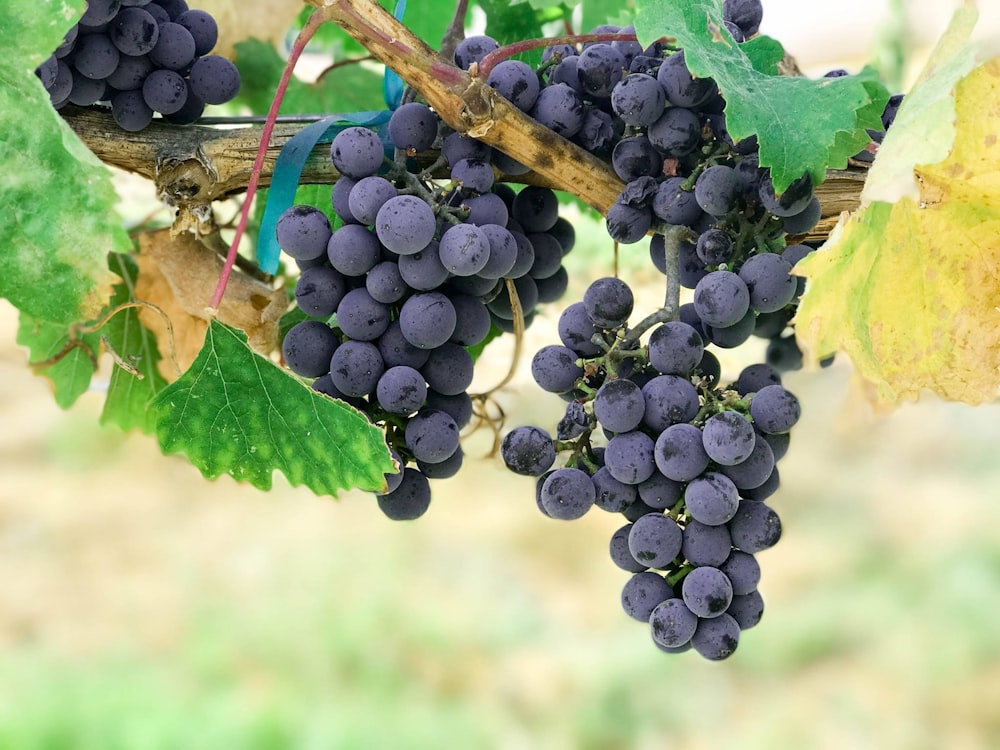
(501, 276), (798, 659)
(279, 104), (576, 521)
(35, 0), (240, 131)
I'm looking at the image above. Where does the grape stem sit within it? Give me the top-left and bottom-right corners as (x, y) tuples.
(208, 8), (326, 312)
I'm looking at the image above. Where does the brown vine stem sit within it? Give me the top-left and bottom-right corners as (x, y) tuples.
(209, 8), (327, 311)
(477, 32), (647, 78)
(309, 0), (625, 215)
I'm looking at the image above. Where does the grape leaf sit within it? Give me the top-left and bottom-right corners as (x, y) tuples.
(860, 5), (979, 205)
(580, 0), (634, 31)
(0, 0), (126, 326)
(100, 254), (170, 434)
(150, 320), (394, 496)
(793, 59), (1000, 406)
(15, 315), (101, 410)
(634, 0), (889, 192)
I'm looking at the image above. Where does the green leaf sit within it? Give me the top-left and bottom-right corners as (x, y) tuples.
(16, 315), (100, 410)
(232, 39), (387, 115)
(634, 0), (889, 192)
(0, 0), (128, 325)
(580, 0), (635, 31)
(151, 320), (393, 496)
(100, 254), (170, 434)
(478, 0), (566, 65)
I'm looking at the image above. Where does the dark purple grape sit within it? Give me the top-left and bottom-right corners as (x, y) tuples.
(375, 195), (437, 255)
(611, 72), (665, 127)
(531, 345), (583, 394)
(377, 468), (431, 520)
(650, 598), (698, 648)
(681, 520), (732, 567)
(109, 7), (159, 55)
(454, 35), (499, 70)
(529, 83), (585, 137)
(691, 613), (740, 660)
(720, 550), (761, 596)
(749, 384), (801, 433)
(277, 205), (332, 262)
(728, 499), (782, 553)
(539, 468), (596, 520)
(387, 101), (438, 153)
(420, 343), (473, 396)
(329, 340), (384, 397)
(727, 590), (764, 630)
(487, 59), (540, 111)
(622, 572), (673, 621)
(439, 223), (490, 276)
(583, 277), (634, 328)
(376, 365), (427, 415)
(142, 68), (187, 114)
(739, 253), (797, 313)
(702, 411), (756, 466)
(611, 523), (648, 572)
(648, 321), (704, 376)
(501, 426), (556, 477)
(628, 512), (682, 568)
(148, 22), (195, 70)
(594, 378), (645, 433)
(693, 270), (750, 328)
(405, 409), (460, 464)
(657, 50), (717, 108)
(73, 33), (120, 79)
(681, 566), (733, 618)
(331, 126), (385, 180)
(295, 266), (347, 317)
(684, 471), (740, 526)
(605, 431), (657, 485)
(648, 106), (702, 157)
(641, 375), (700, 432)
(654, 423), (710, 482)
(175, 9), (218, 55)
(282, 320), (338, 378)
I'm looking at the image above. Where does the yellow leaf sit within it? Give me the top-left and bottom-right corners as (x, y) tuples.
(794, 58), (1000, 407)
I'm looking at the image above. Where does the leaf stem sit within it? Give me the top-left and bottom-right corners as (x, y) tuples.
(208, 8), (326, 313)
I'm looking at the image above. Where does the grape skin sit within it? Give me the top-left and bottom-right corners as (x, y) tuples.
(681, 566), (733, 619)
(501, 426), (556, 477)
(628, 512), (682, 568)
(540, 468), (596, 520)
(622, 572), (673, 622)
(377, 468), (432, 521)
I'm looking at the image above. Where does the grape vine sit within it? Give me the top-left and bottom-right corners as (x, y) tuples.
(4, 0), (997, 664)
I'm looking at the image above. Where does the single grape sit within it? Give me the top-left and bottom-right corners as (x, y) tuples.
(530, 345), (583, 394)
(693, 270), (750, 328)
(336, 288), (390, 342)
(657, 50), (717, 108)
(611, 72), (666, 127)
(727, 590), (764, 630)
(448, 294), (492, 347)
(650, 598), (699, 649)
(405, 409), (460, 464)
(576, 43), (626, 98)
(605, 431), (657, 485)
(636, 472), (682, 511)
(420, 343), (474, 396)
(378, 320), (430, 370)
(487, 59), (540, 111)
(694, 165), (742, 217)
(558, 302), (603, 356)
(141, 69), (187, 114)
(451, 158), (495, 195)
(728, 499), (782, 553)
(691, 613), (740, 660)
(594, 378), (645, 433)
(73, 33), (120, 79)
(375, 195), (437, 255)
(628, 512), (683, 568)
(109, 7), (159, 55)
(641, 375), (700, 432)
(584, 277), (633, 329)
(611, 136), (662, 182)
(377, 468), (432, 521)
(529, 83), (585, 137)
(684, 472), (740, 526)
(502, 426), (556, 476)
(295, 266), (347, 317)
(696, 228), (734, 265)
(454, 35), (499, 70)
(175, 9), (218, 55)
(439, 223), (491, 276)
(750, 384), (801, 434)
(376, 365), (427, 416)
(720, 550), (761, 596)
(681, 520), (733, 567)
(387, 101), (438, 153)
(348, 176), (397, 226)
(654, 423), (710, 482)
(111, 89), (153, 131)
(647, 321), (704, 376)
(148, 22), (195, 70)
(723, 0), (764, 37)
(647, 106), (702, 157)
(681, 566), (733, 618)
(329, 340), (384, 397)
(622, 572), (673, 622)
(277, 205), (332, 262)
(398, 241), (450, 291)
(702, 411), (756, 466)
(540, 467), (596, 520)
(652, 177), (705, 227)
(718, 437), (775, 491)
(331, 126), (386, 180)
(282, 320), (338, 378)
(593, 466), (638, 513)
(606, 202), (652, 244)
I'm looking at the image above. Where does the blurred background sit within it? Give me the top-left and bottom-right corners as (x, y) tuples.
(3, 1), (1000, 748)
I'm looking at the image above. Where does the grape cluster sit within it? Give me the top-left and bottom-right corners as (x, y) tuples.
(279, 103), (577, 521)
(35, 0), (240, 131)
(502, 276), (799, 660)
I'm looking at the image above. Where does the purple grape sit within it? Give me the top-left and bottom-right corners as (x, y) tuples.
(584, 277), (633, 328)
(681, 566), (733, 618)
(530, 345), (583, 394)
(558, 302), (602, 356)
(727, 590), (764, 630)
(693, 270), (750, 328)
(723, 0), (764, 38)
(454, 35), (499, 70)
(399, 292), (457, 349)
(622, 572), (673, 621)
(442, 131), (492, 165)
(684, 472), (740, 526)
(576, 43), (625, 98)
(387, 102), (438, 153)
(378, 320), (430, 370)
(728, 499), (782, 553)
(365, 261), (408, 304)
(175, 9), (218, 55)
(331, 126), (385, 180)
(105, 53), (153, 91)
(648, 106), (702, 157)
(650, 598), (699, 648)
(594, 378), (645, 433)
(282, 320), (338, 378)
(347, 176), (397, 226)
(397, 241), (449, 291)
(420, 343), (473, 396)
(336, 288), (390, 342)
(648, 321), (704, 376)
(451, 158), (494, 195)
(637, 472), (683, 510)
(501, 426), (556, 477)
(375, 195), (437, 255)
(477, 224), (518, 279)
(439, 223), (490, 276)
(295, 266), (347, 317)
(702, 411), (756, 466)
(329, 340), (384, 397)
(611, 72), (665, 126)
(654, 423), (710, 482)
(611, 136), (662, 182)
(606, 202), (652, 244)
(750, 384), (801, 433)
(720, 550), (761, 596)
(739, 253), (797, 313)
(529, 83), (585, 137)
(628, 512), (682, 568)
(695, 165), (742, 217)
(657, 50), (717, 108)
(109, 7), (159, 55)
(68, 69), (107, 106)
(148, 22), (195, 70)
(652, 178), (704, 226)
(641, 375), (700, 432)
(540, 468), (596, 520)
(377, 467), (431, 520)
(681, 520), (733, 567)
(405, 409), (460, 464)
(719, 437), (775, 490)
(691, 613), (740, 660)
(605, 431), (656, 485)
(487, 59), (540, 111)
(426, 390), (473, 429)
(593, 466), (637, 513)
(73, 33), (120, 79)
(111, 89), (153, 131)
(277, 205), (332, 262)
(376, 365), (427, 415)
(512, 186), (559, 233)
(142, 68), (187, 114)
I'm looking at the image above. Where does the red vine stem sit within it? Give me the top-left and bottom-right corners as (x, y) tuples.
(208, 9), (327, 312)
(477, 33), (644, 78)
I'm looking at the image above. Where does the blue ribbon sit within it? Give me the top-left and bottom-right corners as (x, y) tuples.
(256, 0), (408, 274)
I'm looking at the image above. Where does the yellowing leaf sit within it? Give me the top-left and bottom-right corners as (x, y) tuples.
(861, 3), (979, 205)
(794, 59), (1000, 407)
